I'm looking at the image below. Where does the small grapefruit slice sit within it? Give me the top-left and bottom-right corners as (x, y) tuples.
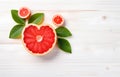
(52, 14), (64, 27)
(18, 7), (31, 19)
(22, 24), (57, 56)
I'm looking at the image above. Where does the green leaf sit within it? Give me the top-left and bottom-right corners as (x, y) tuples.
(9, 24), (24, 39)
(11, 10), (25, 24)
(57, 38), (72, 53)
(28, 13), (44, 25)
(56, 26), (72, 37)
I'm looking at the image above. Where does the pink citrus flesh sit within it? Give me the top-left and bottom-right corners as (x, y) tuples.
(22, 24), (57, 56)
(52, 14), (64, 26)
(18, 7), (31, 19)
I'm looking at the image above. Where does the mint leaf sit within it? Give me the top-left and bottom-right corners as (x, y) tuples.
(9, 24), (24, 39)
(57, 38), (72, 53)
(56, 26), (72, 37)
(11, 10), (25, 24)
(28, 13), (44, 25)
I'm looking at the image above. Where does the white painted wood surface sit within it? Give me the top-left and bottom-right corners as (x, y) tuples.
(0, 0), (120, 77)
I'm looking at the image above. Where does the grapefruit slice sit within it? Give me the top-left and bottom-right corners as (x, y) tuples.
(22, 24), (57, 56)
(18, 7), (31, 19)
(52, 14), (64, 27)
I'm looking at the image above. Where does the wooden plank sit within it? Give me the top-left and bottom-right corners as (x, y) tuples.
(0, 44), (120, 77)
(0, 0), (120, 11)
(1, 11), (120, 45)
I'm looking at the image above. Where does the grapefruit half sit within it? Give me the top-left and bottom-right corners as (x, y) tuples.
(22, 24), (57, 56)
(52, 14), (64, 27)
(18, 7), (31, 19)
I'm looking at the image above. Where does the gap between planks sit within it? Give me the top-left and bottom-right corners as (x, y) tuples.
(31, 10), (98, 12)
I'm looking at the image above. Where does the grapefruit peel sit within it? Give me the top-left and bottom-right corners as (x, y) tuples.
(9, 7), (72, 56)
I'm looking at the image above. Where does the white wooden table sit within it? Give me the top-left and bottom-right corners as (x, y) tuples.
(0, 0), (120, 77)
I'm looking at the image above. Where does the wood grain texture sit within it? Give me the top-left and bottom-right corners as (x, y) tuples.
(0, 0), (120, 77)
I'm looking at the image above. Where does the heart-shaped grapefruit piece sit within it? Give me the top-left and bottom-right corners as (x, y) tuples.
(22, 24), (57, 56)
